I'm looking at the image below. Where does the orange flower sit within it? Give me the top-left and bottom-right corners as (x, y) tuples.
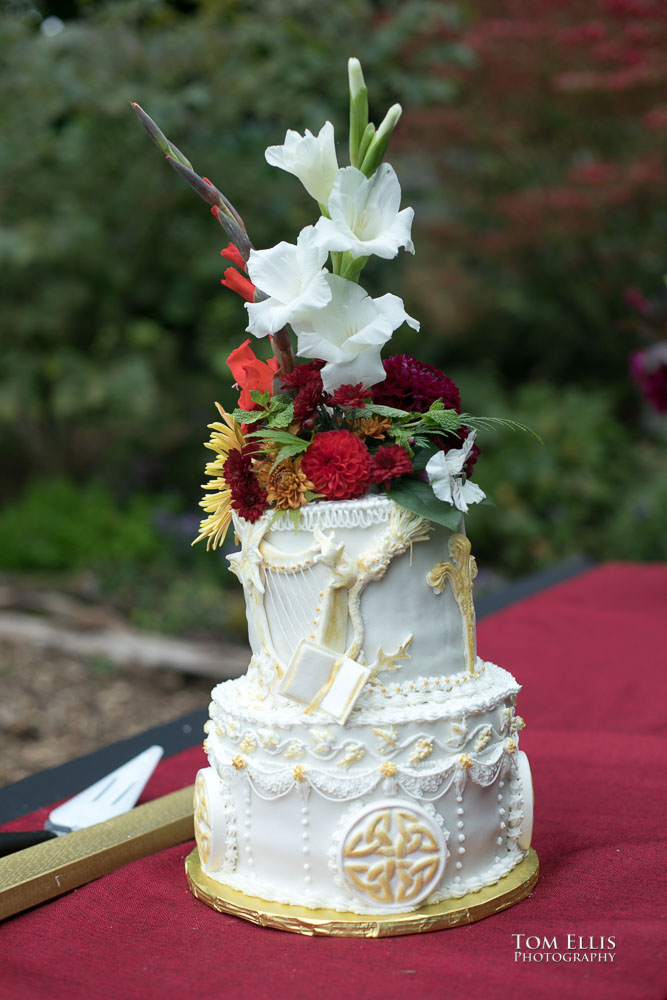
(258, 456), (314, 510)
(227, 339), (279, 409)
(353, 416), (392, 440)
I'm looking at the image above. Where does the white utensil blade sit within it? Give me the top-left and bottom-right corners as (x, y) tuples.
(48, 745), (164, 831)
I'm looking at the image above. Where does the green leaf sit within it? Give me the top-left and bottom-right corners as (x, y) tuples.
(250, 389), (270, 407)
(364, 403), (412, 419)
(270, 441), (309, 469)
(387, 478), (464, 531)
(460, 414), (543, 443)
(232, 408), (266, 425)
(422, 408), (462, 432)
(288, 507), (301, 533)
(266, 401), (295, 429)
(248, 428), (308, 447)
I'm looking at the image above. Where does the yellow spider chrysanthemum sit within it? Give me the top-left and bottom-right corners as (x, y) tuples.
(193, 403), (245, 550)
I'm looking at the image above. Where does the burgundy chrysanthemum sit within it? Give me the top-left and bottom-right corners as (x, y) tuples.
(330, 383), (371, 409)
(280, 360), (329, 421)
(224, 446), (268, 522)
(301, 431), (372, 501)
(371, 445), (413, 489)
(371, 355), (461, 413)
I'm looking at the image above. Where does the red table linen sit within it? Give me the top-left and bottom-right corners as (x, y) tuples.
(1, 563), (665, 1000)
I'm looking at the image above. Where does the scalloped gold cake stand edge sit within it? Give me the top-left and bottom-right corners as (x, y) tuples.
(185, 847), (539, 937)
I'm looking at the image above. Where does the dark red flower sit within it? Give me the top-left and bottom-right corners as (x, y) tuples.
(301, 431), (372, 500)
(280, 360), (329, 421)
(330, 383), (371, 409)
(224, 446), (268, 521)
(371, 355), (461, 413)
(371, 445), (413, 488)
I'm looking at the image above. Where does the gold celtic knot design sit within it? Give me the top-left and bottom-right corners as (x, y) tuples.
(193, 770), (212, 867)
(340, 803), (445, 909)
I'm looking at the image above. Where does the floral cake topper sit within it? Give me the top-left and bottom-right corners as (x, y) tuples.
(134, 59), (533, 548)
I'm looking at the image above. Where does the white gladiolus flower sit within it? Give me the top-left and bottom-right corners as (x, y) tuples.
(314, 164), (414, 260)
(265, 122), (339, 206)
(292, 274), (419, 391)
(245, 227), (331, 338)
(425, 432), (486, 513)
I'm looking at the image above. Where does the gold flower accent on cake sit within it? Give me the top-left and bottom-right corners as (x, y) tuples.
(257, 456), (314, 509)
(232, 755), (246, 770)
(337, 744), (366, 769)
(240, 735), (256, 754)
(409, 737), (434, 763)
(459, 753), (473, 771)
(194, 404), (245, 550)
(340, 805), (444, 908)
(284, 741), (305, 759)
(193, 771), (212, 867)
(474, 727), (492, 753)
(293, 764), (307, 783)
(512, 715), (526, 733)
(380, 761), (397, 777)
(505, 738), (517, 755)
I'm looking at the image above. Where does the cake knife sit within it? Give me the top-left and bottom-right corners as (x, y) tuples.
(0, 744), (164, 857)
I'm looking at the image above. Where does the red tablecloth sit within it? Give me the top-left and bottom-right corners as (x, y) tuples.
(1, 563), (665, 1000)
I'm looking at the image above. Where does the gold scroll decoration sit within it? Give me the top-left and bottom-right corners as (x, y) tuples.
(426, 532), (478, 673)
(193, 770), (212, 868)
(340, 804), (445, 909)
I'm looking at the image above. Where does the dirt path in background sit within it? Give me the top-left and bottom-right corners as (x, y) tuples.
(0, 639), (221, 786)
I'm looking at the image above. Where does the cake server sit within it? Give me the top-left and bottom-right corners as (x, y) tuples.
(0, 744), (164, 857)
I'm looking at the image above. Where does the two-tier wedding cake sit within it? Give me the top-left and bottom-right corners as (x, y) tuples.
(134, 56), (536, 931)
(195, 497), (533, 916)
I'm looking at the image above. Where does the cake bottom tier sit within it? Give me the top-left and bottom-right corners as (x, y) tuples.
(193, 671), (534, 916)
(186, 846), (540, 936)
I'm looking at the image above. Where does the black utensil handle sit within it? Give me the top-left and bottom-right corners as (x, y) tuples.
(0, 830), (59, 857)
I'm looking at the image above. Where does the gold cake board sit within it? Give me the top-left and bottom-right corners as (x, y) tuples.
(185, 847), (539, 938)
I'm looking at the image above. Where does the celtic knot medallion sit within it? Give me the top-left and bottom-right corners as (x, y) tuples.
(338, 800), (447, 911)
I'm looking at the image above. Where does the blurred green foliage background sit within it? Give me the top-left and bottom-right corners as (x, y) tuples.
(1, 0), (665, 634)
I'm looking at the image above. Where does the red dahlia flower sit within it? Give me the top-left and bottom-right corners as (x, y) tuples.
(371, 355), (461, 413)
(371, 445), (413, 488)
(301, 431), (372, 500)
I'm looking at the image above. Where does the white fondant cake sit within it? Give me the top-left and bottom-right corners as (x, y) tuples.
(194, 495), (533, 914)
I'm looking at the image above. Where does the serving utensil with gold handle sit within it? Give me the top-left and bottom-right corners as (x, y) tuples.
(0, 783), (195, 920)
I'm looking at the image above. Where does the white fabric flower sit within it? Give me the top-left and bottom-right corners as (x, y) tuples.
(245, 226), (331, 338)
(292, 274), (419, 391)
(314, 164), (414, 260)
(265, 122), (339, 206)
(425, 432), (486, 513)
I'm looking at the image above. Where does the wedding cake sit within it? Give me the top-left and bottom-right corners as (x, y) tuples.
(194, 496), (533, 915)
(134, 57), (536, 927)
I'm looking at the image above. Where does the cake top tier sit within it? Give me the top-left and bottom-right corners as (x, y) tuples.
(228, 495), (479, 711)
